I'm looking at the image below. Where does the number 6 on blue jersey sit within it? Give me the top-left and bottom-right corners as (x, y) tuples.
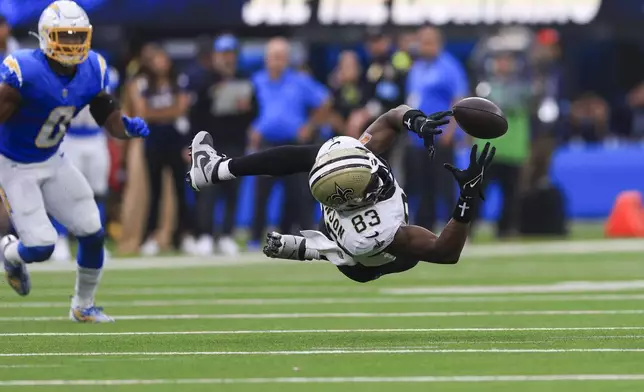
(36, 106), (75, 148)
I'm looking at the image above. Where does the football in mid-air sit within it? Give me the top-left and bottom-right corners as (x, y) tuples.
(452, 97), (508, 139)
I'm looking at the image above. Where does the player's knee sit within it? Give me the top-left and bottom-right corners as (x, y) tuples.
(19, 223), (58, 251)
(70, 205), (102, 237)
(348, 275), (377, 283)
(76, 228), (105, 269)
(337, 266), (380, 283)
(18, 243), (55, 263)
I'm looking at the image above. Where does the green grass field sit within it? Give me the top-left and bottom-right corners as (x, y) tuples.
(1, 239), (644, 391)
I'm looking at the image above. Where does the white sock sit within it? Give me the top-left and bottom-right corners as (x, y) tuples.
(4, 241), (25, 265)
(304, 247), (320, 260)
(72, 267), (103, 309)
(217, 159), (236, 181)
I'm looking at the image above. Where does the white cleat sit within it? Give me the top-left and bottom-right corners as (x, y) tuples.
(69, 305), (114, 323)
(51, 236), (72, 262)
(140, 238), (160, 257)
(194, 235), (214, 256)
(2, 235), (31, 296)
(181, 235), (198, 256)
(186, 131), (228, 191)
(218, 236), (239, 256)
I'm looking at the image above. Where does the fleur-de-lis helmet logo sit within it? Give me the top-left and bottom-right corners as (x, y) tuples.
(328, 183), (355, 204)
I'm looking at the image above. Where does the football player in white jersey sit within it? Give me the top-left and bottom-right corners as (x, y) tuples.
(187, 105), (495, 282)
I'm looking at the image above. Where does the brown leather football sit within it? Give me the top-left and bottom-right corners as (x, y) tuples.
(452, 97), (508, 139)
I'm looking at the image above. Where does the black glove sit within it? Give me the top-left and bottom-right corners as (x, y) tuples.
(403, 110), (453, 159)
(444, 142), (496, 223)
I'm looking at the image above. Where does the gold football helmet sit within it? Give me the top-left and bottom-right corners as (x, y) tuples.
(309, 137), (391, 211)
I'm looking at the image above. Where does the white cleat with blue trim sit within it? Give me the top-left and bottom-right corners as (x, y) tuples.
(69, 305), (114, 323)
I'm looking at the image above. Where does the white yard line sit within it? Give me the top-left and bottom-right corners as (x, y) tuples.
(382, 281), (644, 295)
(3, 375), (644, 386)
(6, 293), (644, 309)
(26, 239), (644, 272)
(2, 348), (644, 358)
(2, 309), (643, 322)
(2, 328), (644, 337)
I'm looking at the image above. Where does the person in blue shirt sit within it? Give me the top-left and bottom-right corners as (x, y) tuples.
(50, 64), (120, 262)
(0, 1), (149, 322)
(405, 26), (468, 231)
(249, 37), (330, 249)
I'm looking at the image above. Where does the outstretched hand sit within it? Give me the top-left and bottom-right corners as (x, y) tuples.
(444, 142), (496, 200)
(122, 116), (150, 138)
(415, 110), (453, 159)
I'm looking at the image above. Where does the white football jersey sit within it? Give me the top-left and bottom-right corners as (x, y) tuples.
(322, 179), (409, 267)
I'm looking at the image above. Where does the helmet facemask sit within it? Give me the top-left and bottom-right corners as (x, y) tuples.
(42, 27), (92, 66)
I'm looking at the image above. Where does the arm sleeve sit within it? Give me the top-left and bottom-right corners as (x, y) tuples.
(228, 144), (321, 177)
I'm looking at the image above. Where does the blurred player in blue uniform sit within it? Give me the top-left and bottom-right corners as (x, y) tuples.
(50, 64), (120, 262)
(0, 1), (149, 322)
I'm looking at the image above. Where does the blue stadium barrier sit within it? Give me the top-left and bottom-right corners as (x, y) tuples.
(550, 144), (644, 218)
(197, 144), (644, 230)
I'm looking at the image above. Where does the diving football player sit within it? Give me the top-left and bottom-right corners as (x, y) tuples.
(188, 106), (494, 283)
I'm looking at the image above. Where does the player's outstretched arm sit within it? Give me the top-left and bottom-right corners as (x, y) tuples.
(89, 91), (149, 139)
(388, 221), (468, 264)
(0, 83), (20, 123)
(360, 105), (452, 156)
(387, 143), (496, 264)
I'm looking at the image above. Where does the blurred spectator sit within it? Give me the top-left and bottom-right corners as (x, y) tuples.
(405, 26), (468, 232)
(564, 92), (611, 144)
(327, 50), (368, 138)
(476, 52), (532, 238)
(128, 45), (194, 256)
(248, 37), (330, 250)
(0, 15), (18, 61)
(530, 29), (571, 138)
(184, 35), (214, 94)
(189, 34), (255, 256)
(363, 28), (407, 122)
(627, 82), (644, 139)
(125, 42), (158, 80)
(392, 30), (417, 73)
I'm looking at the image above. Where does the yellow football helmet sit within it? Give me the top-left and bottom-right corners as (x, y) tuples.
(38, 1), (92, 66)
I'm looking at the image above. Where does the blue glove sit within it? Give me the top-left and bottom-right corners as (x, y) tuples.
(122, 116), (150, 138)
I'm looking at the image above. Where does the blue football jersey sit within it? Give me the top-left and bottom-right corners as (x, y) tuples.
(0, 49), (109, 163)
(67, 66), (119, 137)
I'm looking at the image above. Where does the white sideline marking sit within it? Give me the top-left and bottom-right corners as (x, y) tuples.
(26, 239), (644, 272)
(3, 375), (644, 386)
(2, 348), (644, 358)
(34, 286), (374, 296)
(2, 309), (643, 322)
(383, 281), (644, 295)
(7, 293), (644, 309)
(0, 365), (61, 369)
(2, 327), (644, 337)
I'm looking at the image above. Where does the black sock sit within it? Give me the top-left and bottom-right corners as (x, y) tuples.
(228, 144), (321, 177)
